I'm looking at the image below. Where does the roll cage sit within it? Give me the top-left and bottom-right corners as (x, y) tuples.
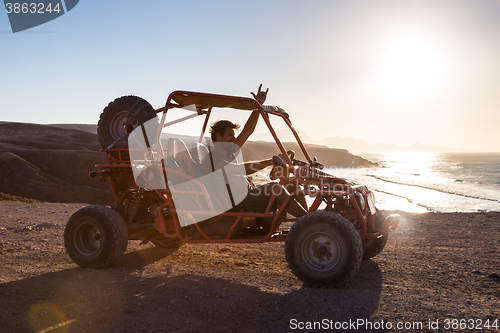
(96, 90), (397, 244)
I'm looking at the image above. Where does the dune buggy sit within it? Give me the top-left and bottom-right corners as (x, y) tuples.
(64, 89), (399, 287)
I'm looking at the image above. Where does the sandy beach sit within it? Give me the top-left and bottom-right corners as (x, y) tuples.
(0, 200), (499, 333)
(1, 121), (499, 332)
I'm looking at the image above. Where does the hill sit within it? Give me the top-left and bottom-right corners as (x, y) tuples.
(252, 129), (455, 152)
(0, 122), (375, 204)
(0, 122), (113, 204)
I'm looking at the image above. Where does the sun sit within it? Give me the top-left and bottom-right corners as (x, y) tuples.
(374, 31), (448, 101)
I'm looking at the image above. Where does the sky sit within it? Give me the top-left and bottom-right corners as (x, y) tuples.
(1, 0), (500, 152)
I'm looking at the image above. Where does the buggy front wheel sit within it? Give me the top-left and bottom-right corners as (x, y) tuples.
(362, 208), (389, 260)
(285, 211), (362, 287)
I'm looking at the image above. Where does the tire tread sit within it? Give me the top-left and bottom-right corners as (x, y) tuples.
(362, 209), (389, 260)
(97, 96), (157, 160)
(285, 211), (362, 287)
(64, 205), (128, 268)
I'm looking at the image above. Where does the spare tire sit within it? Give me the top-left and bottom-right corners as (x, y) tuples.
(97, 96), (158, 160)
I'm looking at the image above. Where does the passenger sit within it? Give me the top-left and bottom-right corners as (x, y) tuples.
(202, 84), (308, 228)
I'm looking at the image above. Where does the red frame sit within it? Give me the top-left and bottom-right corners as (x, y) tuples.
(94, 91), (399, 244)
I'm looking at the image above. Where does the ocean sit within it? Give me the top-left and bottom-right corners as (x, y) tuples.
(327, 152), (500, 213)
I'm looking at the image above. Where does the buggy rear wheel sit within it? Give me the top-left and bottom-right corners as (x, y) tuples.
(64, 205), (128, 268)
(97, 95), (158, 160)
(285, 211), (362, 287)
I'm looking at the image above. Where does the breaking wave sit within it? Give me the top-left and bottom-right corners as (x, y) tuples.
(367, 174), (500, 204)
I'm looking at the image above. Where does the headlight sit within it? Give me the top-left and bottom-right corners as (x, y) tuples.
(354, 192), (366, 211)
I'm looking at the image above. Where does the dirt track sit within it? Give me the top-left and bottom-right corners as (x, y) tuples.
(0, 201), (499, 333)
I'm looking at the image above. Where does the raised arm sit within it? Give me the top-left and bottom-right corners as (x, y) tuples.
(233, 84), (268, 148)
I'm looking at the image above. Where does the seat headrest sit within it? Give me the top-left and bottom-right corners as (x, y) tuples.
(167, 138), (190, 159)
(192, 142), (210, 162)
(167, 138), (198, 177)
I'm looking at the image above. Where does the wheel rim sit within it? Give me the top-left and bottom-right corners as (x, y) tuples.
(109, 111), (137, 141)
(301, 231), (342, 272)
(74, 222), (103, 255)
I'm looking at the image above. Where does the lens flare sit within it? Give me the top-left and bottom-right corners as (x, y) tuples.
(28, 302), (71, 333)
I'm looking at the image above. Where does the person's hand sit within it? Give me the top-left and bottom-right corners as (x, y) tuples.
(251, 84), (269, 105)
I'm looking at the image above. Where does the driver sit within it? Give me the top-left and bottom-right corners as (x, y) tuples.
(202, 85), (308, 228)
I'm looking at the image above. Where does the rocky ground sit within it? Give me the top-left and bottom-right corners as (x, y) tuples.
(0, 201), (499, 333)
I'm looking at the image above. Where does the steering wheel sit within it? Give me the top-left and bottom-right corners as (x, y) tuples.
(272, 155), (287, 168)
(269, 150), (294, 180)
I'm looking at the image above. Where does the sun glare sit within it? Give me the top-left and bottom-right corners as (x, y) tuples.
(374, 31), (448, 101)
